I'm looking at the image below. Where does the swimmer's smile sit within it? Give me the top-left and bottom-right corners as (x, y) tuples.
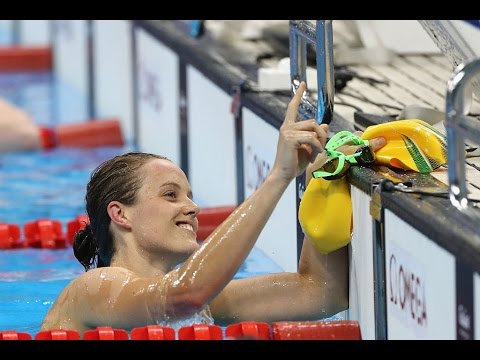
(176, 221), (196, 235)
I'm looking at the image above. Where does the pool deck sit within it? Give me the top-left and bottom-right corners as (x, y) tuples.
(331, 21), (480, 201)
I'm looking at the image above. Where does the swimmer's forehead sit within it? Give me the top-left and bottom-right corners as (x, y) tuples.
(142, 159), (192, 193)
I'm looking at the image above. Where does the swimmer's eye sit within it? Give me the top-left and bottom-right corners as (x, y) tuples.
(164, 191), (177, 199)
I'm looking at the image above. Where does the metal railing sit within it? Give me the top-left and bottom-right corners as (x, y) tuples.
(289, 20), (334, 124)
(445, 57), (480, 227)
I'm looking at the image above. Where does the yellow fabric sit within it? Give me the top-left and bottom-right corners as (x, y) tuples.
(299, 177), (352, 254)
(300, 119), (448, 254)
(361, 119), (447, 173)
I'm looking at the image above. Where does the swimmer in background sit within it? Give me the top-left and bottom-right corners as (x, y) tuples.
(40, 82), (386, 336)
(0, 97), (123, 152)
(0, 98), (42, 152)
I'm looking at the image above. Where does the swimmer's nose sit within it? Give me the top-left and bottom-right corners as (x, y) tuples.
(184, 199), (200, 217)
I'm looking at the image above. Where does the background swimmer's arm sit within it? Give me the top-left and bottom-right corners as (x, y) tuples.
(0, 98), (42, 152)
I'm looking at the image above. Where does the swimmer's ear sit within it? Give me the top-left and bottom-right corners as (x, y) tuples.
(107, 200), (132, 229)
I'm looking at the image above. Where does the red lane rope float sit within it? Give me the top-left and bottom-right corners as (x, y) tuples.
(130, 325), (176, 340)
(67, 215), (90, 245)
(34, 329), (80, 340)
(177, 324), (223, 340)
(225, 321), (271, 340)
(83, 326), (129, 340)
(55, 118), (124, 148)
(24, 219), (67, 249)
(39, 118), (124, 150)
(0, 330), (32, 340)
(196, 224), (218, 242)
(2, 320), (361, 340)
(38, 127), (56, 150)
(0, 223), (23, 249)
(271, 320), (362, 340)
(196, 205), (236, 242)
(0, 46), (52, 72)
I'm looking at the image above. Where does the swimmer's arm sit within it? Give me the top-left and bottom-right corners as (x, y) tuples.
(172, 173), (293, 313)
(167, 82), (326, 315)
(210, 134), (386, 323)
(210, 156), (348, 324)
(210, 244), (348, 324)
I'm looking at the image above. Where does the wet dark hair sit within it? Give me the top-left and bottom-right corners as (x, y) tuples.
(73, 151), (170, 271)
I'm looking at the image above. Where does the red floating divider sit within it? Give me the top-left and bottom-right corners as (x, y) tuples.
(24, 219), (67, 249)
(271, 320), (362, 340)
(38, 127), (56, 150)
(0, 223), (23, 249)
(67, 215), (90, 244)
(83, 326), (129, 340)
(197, 206), (236, 242)
(178, 324), (223, 340)
(225, 321), (271, 340)
(197, 206), (236, 226)
(54, 118), (124, 148)
(0, 46), (52, 72)
(0, 330), (32, 340)
(196, 224), (218, 242)
(130, 325), (176, 340)
(35, 329), (80, 340)
(40, 119), (124, 150)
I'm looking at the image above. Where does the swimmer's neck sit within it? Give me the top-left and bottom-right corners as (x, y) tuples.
(110, 248), (173, 277)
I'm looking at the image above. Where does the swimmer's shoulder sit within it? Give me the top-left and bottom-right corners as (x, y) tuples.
(68, 266), (139, 289)
(45, 267), (142, 333)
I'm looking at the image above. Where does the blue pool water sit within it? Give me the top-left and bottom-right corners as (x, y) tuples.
(0, 71), (55, 126)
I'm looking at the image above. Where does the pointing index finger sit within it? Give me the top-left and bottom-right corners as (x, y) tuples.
(285, 81), (306, 124)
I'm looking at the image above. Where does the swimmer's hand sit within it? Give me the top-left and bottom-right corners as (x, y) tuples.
(272, 82), (329, 182)
(337, 130), (386, 157)
(306, 132), (386, 183)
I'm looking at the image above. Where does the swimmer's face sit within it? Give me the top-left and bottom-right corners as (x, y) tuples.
(125, 158), (200, 265)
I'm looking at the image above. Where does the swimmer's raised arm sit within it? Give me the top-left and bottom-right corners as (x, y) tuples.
(168, 81), (328, 308)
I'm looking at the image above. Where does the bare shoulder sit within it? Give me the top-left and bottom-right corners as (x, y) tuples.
(78, 266), (138, 278)
(42, 267), (139, 332)
(52, 267), (138, 313)
(72, 266), (139, 290)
